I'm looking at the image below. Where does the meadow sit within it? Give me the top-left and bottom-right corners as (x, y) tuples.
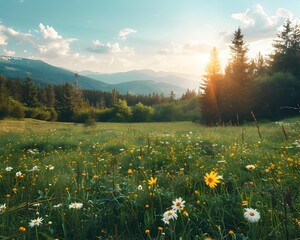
(0, 118), (299, 240)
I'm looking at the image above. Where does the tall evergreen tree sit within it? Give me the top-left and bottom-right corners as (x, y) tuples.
(0, 75), (9, 118)
(222, 27), (251, 123)
(22, 78), (39, 107)
(271, 19), (300, 77)
(58, 82), (81, 121)
(228, 27), (250, 86)
(45, 84), (56, 107)
(200, 47), (223, 124)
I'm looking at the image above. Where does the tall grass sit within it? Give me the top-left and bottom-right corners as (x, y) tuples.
(0, 118), (299, 239)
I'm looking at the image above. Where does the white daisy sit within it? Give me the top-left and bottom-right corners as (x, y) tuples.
(161, 216), (170, 225)
(29, 217), (43, 227)
(16, 171), (22, 177)
(5, 167), (13, 171)
(69, 202), (83, 209)
(244, 208), (261, 223)
(171, 197), (185, 211)
(0, 204), (7, 212)
(246, 165), (255, 170)
(163, 209), (178, 220)
(29, 166), (39, 172)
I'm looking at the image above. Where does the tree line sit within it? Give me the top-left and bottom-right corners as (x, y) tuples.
(200, 18), (300, 124)
(0, 74), (199, 123)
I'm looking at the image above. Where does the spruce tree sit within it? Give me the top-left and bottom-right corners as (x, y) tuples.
(0, 75), (9, 118)
(228, 27), (249, 86)
(22, 78), (39, 107)
(200, 47), (223, 124)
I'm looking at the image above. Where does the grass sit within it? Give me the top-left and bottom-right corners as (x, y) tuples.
(0, 118), (300, 239)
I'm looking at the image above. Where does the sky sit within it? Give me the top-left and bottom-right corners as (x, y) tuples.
(0, 0), (299, 76)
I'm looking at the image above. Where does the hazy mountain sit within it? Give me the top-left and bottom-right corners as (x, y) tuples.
(0, 56), (111, 90)
(0, 56), (187, 96)
(113, 80), (185, 95)
(80, 69), (199, 90)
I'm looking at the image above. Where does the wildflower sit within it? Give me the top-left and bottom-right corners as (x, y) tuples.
(204, 237), (214, 240)
(244, 208), (261, 223)
(163, 209), (178, 220)
(158, 226), (163, 231)
(29, 217), (43, 227)
(137, 185), (143, 191)
(246, 165), (255, 170)
(172, 197), (185, 211)
(0, 203), (7, 212)
(18, 226), (26, 232)
(29, 166), (39, 172)
(148, 177), (157, 185)
(69, 202), (83, 209)
(204, 171), (221, 188)
(161, 217), (170, 224)
(16, 171), (22, 177)
(53, 203), (62, 208)
(46, 165), (55, 170)
(182, 211), (188, 217)
(241, 200), (248, 206)
(5, 167), (13, 171)
(145, 229), (150, 234)
(128, 169), (133, 175)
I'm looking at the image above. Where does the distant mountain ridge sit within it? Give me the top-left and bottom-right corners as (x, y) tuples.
(0, 56), (194, 96)
(80, 69), (199, 90)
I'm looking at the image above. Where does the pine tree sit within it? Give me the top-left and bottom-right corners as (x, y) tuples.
(228, 27), (249, 86)
(200, 47), (223, 124)
(22, 78), (39, 107)
(45, 84), (56, 107)
(271, 19), (300, 77)
(58, 82), (81, 122)
(0, 75), (9, 118)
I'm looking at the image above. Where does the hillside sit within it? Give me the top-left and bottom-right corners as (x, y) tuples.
(0, 56), (187, 96)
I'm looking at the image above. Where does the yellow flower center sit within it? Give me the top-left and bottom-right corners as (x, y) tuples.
(249, 212), (255, 216)
(176, 202), (181, 206)
(207, 177), (213, 183)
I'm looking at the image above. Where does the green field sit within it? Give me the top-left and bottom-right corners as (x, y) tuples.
(0, 118), (300, 239)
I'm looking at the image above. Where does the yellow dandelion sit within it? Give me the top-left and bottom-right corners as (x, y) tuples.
(148, 177), (157, 185)
(204, 171), (220, 189)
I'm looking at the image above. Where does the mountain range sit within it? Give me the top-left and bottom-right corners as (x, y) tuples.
(0, 56), (199, 96)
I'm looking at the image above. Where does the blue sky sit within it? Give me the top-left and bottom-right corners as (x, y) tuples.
(0, 0), (299, 75)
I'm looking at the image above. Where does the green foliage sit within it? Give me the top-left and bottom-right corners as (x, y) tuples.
(112, 99), (132, 122)
(22, 78), (39, 108)
(132, 102), (155, 122)
(254, 72), (300, 119)
(7, 97), (25, 119)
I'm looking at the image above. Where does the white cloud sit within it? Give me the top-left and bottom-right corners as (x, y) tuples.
(86, 40), (134, 55)
(39, 23), (61, 40)
(0, 22), (75, 58)
(37, 23), (76, 57)
(157, 41), (211, 55)
(231, 4), (293, 40)
(4, 49), (15, 56)
(118, 28), (137, 40)
(0, 34), (7, 46)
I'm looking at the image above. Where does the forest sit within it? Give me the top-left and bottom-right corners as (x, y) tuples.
(0, 19), (299, 124)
